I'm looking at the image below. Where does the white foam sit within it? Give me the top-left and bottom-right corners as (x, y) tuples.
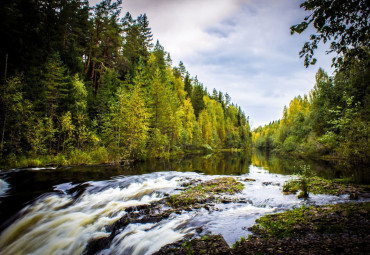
(0, 179), (9, 197)
(0, 176), (181, 255)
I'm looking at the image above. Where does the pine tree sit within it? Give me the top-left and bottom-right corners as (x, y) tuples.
(42, 53), (69, 122)
(121, 86), (150, 158)
(184, 72), (192, 98)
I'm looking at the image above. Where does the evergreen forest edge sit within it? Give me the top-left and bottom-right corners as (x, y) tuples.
(253, 0), (370, 169)
(0, 0), (369, 171)
(0, 0), (252, 168)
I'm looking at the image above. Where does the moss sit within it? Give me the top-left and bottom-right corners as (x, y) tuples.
(309, 176), (370, 195)
(154, 235), (230, 255)
(249, 202), (370, 239)
(282, 178), (299, 194)
(232, 236), (246, 248)
(201, 235), (209, 240)
(167, 177), (244, 209)
(283, 176), (370, 197)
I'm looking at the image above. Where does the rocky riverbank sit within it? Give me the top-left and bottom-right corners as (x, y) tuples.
(83, 177), (246, 254)
(155, 202), (370, 255)
(83, 175), (370, 255)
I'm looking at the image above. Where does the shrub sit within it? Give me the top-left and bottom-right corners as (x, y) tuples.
(90, 147), (109, 163)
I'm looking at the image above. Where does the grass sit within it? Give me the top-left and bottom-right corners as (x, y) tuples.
(0, 147), (110, 169)
(282, 178), (299, 194)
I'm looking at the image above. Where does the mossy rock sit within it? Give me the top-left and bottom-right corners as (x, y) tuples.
(249, 202), (370, 239)
(283, 176), (370, 197)
(154, 235), (230, 255)
(167, 177), (244, 209)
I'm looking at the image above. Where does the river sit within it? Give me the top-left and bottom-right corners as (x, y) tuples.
(0, 151), (367, 255)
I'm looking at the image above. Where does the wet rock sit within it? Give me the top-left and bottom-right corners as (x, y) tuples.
(196, 227), (203, 233)
(349, 192), (359, 200)
(180, 179), (202, 187)
(235, 202), (370, 254)
(166, 177), (244, 210)
(237, 198), (253, 204)
(233, 233), (370, 255)
(262, 181), (280, 186)
(359, 193), (370, 199)
(204, 204), (211, 211)
(243, 178), (256, 182)
(154, 235), (230, 255)
(84, 237), (111, 255)
(220, 198), (233, 204)
(84, 201), (177, 255)
(124, 204), (151, 213)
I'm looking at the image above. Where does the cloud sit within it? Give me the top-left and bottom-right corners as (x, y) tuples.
(89, 0), (335, 128)
(120, 0), (250, 60)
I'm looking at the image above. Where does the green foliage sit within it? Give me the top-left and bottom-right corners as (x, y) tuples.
(252, 54), (370, 166)
(282, 178), (299, 194)
(0, 1), (252, 168)
(282, 136), (297, 153)
(291, 0), (370, 68)
(148, 128), (169, 158)
(0, 75), (33, 155)
(297, 165), (312, 197)
(253, 0), (368, 167)
(282, 165), (312, 198)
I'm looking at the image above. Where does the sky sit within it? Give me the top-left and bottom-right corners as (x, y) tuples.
(90, 0), (334, 128)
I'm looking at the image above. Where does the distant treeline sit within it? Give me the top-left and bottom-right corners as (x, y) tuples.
(0, 0), (251, 167)
(252, 56), (370, 165)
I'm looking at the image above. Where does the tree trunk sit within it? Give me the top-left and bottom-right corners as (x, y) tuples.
(1, 114), (6, 151)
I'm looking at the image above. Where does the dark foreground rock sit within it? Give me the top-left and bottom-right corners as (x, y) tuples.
(154, 202), (370, 255)
(233, 233), (369, 254)
(153, 235), (230, 255)
(83, 201), (180, 255)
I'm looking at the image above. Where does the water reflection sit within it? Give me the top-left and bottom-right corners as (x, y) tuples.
(251, 150), (369, 184)
(133, 152), (251, 176)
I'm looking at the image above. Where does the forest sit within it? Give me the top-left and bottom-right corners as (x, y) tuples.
(0, 0), (251, 168)
(0, 1), (369, 254)
(252, 61), (370, 164)
(252, 0), (370, 166)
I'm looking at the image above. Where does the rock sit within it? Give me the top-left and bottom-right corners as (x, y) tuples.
(220, 198), (233, 204)
(83, 237), (111, 255)
(119, 159), (134, 166)
(196, 227), (203, 233)
(262, 182), (280, 186)
(243, 178), (256, 182)
(154, 235), (230, 255)
(83, 200), (176, 255)
(359, 193), (370, 199)
(349, 192), (359, 200)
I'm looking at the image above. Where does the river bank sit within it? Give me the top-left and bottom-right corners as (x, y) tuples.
(155, 202), (370, 254)
(83, 175), (370, 255)
(0, 148), (247, 170)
